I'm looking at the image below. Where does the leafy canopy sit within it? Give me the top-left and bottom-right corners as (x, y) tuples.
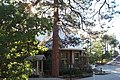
(0, 0), (52, 79)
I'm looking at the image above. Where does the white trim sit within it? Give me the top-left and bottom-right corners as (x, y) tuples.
(48, 48), (85, 51)
(37, 61), (39, 75)
(72, 51), (74, 64)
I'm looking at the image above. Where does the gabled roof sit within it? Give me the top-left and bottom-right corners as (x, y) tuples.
(26, 55), (46, 61)
(36, 32), (83, 49)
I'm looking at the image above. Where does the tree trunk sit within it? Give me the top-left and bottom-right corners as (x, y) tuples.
(52, 0), (59, 77)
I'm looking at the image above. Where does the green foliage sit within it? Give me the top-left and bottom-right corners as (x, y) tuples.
(89, 41), (103, 63)
(60, 68), (92, 78)
(102, 51), (111, 59)
(2, 61), (32, 80)
(89, 34), (120, 63)
(92, 41), (103, 56)
(110, 38), (119, 48)
(0, 1), (51, 79)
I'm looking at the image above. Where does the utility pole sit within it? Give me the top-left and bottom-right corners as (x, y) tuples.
(52, 0), (59, 77)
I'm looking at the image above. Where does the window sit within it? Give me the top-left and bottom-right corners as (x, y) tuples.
(74, 52), (79, 65)
(60, 52), (68, 68)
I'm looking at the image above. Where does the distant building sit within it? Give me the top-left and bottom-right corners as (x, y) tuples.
(43, 48), (90, 76)
(35, 35), (92, 77)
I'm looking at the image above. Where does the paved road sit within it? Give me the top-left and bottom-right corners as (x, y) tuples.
(76, 65), (120, 80)
(76, 73), (120, 80)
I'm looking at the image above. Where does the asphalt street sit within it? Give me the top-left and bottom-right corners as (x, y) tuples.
(76, 65), (120, 80)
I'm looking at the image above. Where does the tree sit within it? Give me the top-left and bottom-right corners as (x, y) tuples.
(118, 44), (120, 54)
(0, 0), (52, 79)
(102, 34), (110, 53)
(89, 33), (118, 63)
(90, 41), (103, 63)
(109, 38), (119, 55)
(27, 0), (120, 39)
(17, 0), (120, 77)
(52, 0), (59, 77)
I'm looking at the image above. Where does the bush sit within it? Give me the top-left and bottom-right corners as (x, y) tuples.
(60, 68), (93, 78)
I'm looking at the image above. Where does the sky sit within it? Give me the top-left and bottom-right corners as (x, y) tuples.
(106, 0), (120, 41)
(92, 0), (120, 42)
(35, 0), (120, 42)
(107, 16), (120, 41)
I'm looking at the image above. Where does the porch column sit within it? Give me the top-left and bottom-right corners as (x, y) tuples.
(41, 60), (43, 73)
(72, 51), (74, 64)
(37, 60), (39, 75)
